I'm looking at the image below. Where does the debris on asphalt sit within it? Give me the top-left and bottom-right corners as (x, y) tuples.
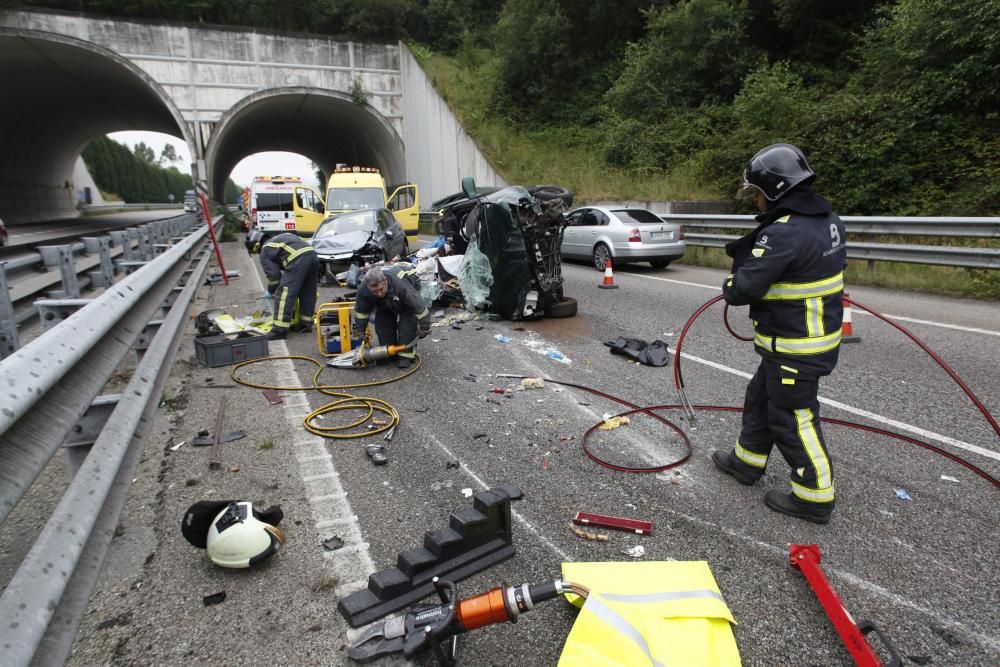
(430, 481), (454, 491)
(322, 536), (345, 551)
(894, 488), (912, 501)
(262, 389), (283, 405)
(169, 440), (186, 451)
(570, 523), (609, 542)
(445, 460), (460, 469)
(495, 334), (511, 344)
(365, 444), (388, 466)
(461, 488), (474, 498)
(473, 432), (489, 440)
(940, 475), (959, 483)
(573, 512), (654, 535)
(414, 407), (430, 413)
(622, 545), (645, 558)
(203, 591), (227, 606)
(599, 414), (630, 430)
(520, 377), (545, 390)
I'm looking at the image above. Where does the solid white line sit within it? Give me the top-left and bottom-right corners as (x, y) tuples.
(623, 272), (1000, 336)
(674, 350), (1000, 462)
(852, 310), (1000, 337)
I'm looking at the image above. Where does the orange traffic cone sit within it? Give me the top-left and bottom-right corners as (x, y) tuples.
(841, 292), (860, 343)
(598, 258), (619, 289)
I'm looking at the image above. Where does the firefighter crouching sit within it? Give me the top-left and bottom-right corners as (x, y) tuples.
(353, 267), (431, 369)
(250, 231), (320, 341)
(713, 143), (847, 524)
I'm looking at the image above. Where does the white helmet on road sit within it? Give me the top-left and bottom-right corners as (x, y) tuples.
(183, 500), (286, 568)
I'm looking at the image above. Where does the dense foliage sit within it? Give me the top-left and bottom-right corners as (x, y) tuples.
(15, 0), (999, 215)
(82, 136), (242, 204)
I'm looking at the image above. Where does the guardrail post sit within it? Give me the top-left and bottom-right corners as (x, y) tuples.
(133, 320), (163, 363)
(38, 245), (80, 299)
(83, 236), (114, 288)
(35, 299), (93, 331)
(136, 226), (153, 260)
(0, 264), (18, 359)
(122, 228), (140, 261)
(62, 394), (121, 478)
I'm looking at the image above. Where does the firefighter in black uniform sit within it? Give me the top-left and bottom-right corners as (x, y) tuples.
(251, 231), (320, 340)
(713, 144), (847, 524)
(353, 266), (431, 369)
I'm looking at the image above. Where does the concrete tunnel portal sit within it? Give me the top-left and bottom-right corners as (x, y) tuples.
(0, 29), (408, 224)
(0, 29), (191, 224)
(207, 89), (407, 202)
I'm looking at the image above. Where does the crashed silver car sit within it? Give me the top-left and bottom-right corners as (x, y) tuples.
(310, 208), (410, 283)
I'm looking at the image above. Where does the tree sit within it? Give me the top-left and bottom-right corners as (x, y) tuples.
(133, 141), (156, 164)
(159, 143), (180, 165)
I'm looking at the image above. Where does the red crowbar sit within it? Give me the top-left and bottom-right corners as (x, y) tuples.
(789, 544), (901, 667)
(572, 512), (653, 535)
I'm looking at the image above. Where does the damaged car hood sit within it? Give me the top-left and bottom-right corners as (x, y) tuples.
(311, 230), (372, 257)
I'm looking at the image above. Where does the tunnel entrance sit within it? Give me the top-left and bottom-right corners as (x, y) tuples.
(207, 88), (406, 202)
(0, 29), (191, 224)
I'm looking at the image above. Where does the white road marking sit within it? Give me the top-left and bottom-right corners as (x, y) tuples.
(424, 432), (573, 562)
(675, 350), (1000, 462)
(620, 271), (1000, 336)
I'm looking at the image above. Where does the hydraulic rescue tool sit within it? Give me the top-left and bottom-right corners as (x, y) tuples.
(790, 544), (901, 667)
(327, 338), (409, 369)
(348, 576), (587, 665)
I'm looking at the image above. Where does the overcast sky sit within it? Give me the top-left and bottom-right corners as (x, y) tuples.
(108, 131), (319, 189)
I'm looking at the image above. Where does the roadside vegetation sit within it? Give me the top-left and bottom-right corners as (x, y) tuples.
(29, 0), (996, 297)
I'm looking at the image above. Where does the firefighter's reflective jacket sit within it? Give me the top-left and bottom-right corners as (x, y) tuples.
(723, 186), (847, 376)
(260, 233), (315, 291)
(353, 271), (429, 328)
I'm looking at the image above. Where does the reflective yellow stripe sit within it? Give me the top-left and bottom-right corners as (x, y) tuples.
(761, 272), (844, 301)
(274, 287), (292, 327)
(780, 365), (798, 374)
(735, 442), (768, 468)
(415, 308), (429, 320)
(791, 480), (835, 503)
(782, 378), (795, 385)
(775, 215), (791, 223)
(795, 408), (832, 489)
(754, 328), (842, 355)
(805, 297), (824, 337)
(286, 245), (315, 264)
(353, 311), (370, 321)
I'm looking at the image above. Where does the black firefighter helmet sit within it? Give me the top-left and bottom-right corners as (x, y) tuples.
(742, 143), (815, 201)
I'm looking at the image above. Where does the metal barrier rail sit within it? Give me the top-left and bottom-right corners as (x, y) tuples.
(0, 218), (217, 666)
(660, 214), (1000, 270)
(0, 213), (197, 358)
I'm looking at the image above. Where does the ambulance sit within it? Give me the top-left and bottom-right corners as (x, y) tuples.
(324, 166), (419, 236)
(248, 176), (326, 238)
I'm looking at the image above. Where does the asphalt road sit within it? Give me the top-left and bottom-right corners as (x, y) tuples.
(60, 238), (1000, 666)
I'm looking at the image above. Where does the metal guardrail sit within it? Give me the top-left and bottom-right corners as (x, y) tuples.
(660, 214), (1000, 270)
(0, 217), (217, 666)
(0, 214), (198, 358)
(80, 202), (183, 214)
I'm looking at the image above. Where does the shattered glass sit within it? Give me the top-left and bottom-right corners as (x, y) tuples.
(458, 240), (494, 311)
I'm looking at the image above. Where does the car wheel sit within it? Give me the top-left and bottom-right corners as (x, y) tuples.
(650, 259), (672, 269)
(545, 297), (578, 318)
(593, 243), (612, 271)
(529, 185), (574, 208)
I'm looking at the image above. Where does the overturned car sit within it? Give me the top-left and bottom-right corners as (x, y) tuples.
(432, 178), (577, 320)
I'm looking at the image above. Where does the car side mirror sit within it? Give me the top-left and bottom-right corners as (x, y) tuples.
(461, 176), (477, 198)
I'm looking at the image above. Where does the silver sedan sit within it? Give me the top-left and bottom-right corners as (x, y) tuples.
(560, 206), (685, 270)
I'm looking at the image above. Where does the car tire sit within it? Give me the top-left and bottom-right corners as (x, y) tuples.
(650, 259), (672, 269)
(593, 243), (612, 271)
(529, 185), (574, 208)
(545, 297), (578, 318)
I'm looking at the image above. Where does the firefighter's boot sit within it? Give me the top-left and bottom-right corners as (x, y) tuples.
(712, 450), (761, 486)
(764, 490), (832, 525)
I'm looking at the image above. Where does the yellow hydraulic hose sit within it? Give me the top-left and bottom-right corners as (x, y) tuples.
(230, 353), (420, 440)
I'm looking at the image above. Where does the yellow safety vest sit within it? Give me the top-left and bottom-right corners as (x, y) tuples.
(559, 561), (741, 667)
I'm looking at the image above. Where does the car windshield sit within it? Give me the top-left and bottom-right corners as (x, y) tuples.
(612, 209), (663, 224)
(315, 210), (378, 238)
(325, 187), (383, 211)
